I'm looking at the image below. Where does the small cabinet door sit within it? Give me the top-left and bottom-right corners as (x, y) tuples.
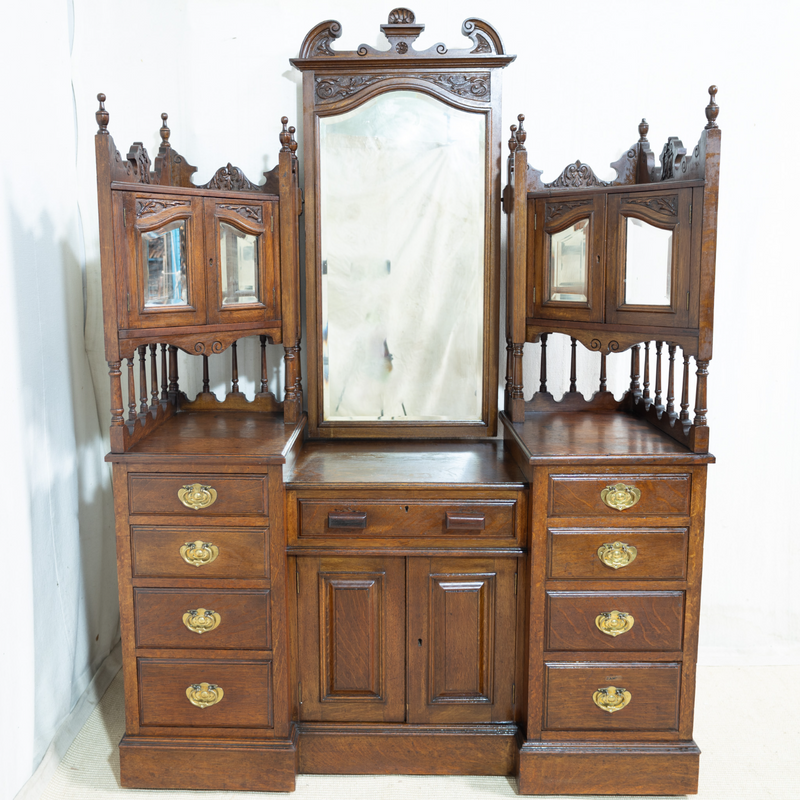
(605, 187), (695, 328)
(407, 557), (517, 724)
(296, 556), (406, 722)
(530, 194), (605, 323)
(116, 192), (207, 329)
(205, 199), (280, 324)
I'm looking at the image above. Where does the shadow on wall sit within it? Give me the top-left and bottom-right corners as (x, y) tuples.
(8, 204), (119, 770)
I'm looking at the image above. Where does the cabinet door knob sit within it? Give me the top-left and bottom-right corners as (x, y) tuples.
(178, 483), (218, 510)
(180, 540), (220, 567)
(186, 682), (224, 709)
(600, 483), (641, 511)
(183, 608), (222, 634)
(595, 610), (635, 637)
(592, 686), (631, 713)
(597, 541), (638, 570)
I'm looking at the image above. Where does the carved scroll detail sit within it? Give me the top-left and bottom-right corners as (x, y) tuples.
(545, 161), (610, 189)
(421, 73), (490, 100)
(545, 198), (593, 223)
(315, 75), (389, 101)
(199, 164), (262, 192)
(136, 199), (190, 218)
(218, 204), (263, 223)
(659, 137), (687, 181)
(622, 195), (678, 215)
(315, 72), (491, 103)
(126, 143), (151, 184)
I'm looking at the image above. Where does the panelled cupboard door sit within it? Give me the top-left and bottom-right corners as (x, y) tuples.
(407, 558), (517, 724)
(205, 199), (280, 324)
(115, 192), (207, 329)
(605, 187), (695, 328)
(529, 194), (605, 323)
(296, 556), (406, 722)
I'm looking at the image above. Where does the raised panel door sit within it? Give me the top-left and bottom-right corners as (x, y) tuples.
(296, 556), (405, 722)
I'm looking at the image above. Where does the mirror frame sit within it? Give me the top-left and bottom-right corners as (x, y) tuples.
(291, 9), (514, 439)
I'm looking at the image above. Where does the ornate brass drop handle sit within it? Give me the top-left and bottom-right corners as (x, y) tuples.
(178, 483), (218, 510)
(186, 682), (224, 709)
(597, 541), (638, 570)
(595, 610), (635, 637)
(600, 483), (641, 511)
(179, 540), (220, 567)
(183, 608), (222, 634)
(592, 686), (631, 713)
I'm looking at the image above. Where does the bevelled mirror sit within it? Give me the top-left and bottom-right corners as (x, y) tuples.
(292, 9), (514, 438)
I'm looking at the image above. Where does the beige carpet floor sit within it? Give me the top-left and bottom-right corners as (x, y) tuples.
(37, 666), (800, 799)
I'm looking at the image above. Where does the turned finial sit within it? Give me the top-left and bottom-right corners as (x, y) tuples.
(508, 124), (517, 153)
(279, 116), (292, 152)
(96, 93), (109, 134)
(705, 85), (719, 129)
(515, 113), (527, 151)
(159, 113), (170, 147)
(638, 118), (649, 142)
(288, 126), (298, 155)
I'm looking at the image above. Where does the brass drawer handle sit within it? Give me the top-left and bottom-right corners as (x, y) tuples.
(595, 610), (635, 637)
(178, 483), (218, 510)
(597, 541), (638, 570)
(445, 512), (485, 530)
(186, 682), (224, 709)
(592, 686), (631, 713)
(600, 483), (641, 511)
(327, 512), (367, 529)
(183, 608), (221, 634)
(180, 540), (220, 567)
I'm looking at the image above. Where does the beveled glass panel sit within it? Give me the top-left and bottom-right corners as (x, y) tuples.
(548, 220), (588, 303)
(625, 218), (673, 306)
(142, 220), (187, 307)
(319, 91), (486, 422)
(220, 222), (259, 305)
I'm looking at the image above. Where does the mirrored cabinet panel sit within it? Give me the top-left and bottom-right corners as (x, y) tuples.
(219, 223), (259, 306)
(142, 220), (188, 307)
(624, 218), (673, 306)
(548, 220), (588, 302)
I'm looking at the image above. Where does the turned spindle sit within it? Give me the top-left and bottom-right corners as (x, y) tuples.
(231, 341), (240, 394)
(260, 335), (269, 394)
(160, 344), (168, 401)
(642, 342), (651, 404)
(505, 338), (513, 401)
(539, 334), (548, 393)
(630, 345), (641, 397)
(168, 345), (179, 400)
(569, 337), (577, 393)
(138, 345), (148, 415)
(680, 352), (691, 423)
(599, 352), (607, 392)
(654, 341), (663, 409)
(202, 355), (210, 394)
(666, 344), (676, 418)
(694, 360), (709, 426)
(109, 362), (124, 426)
(127, 358), (136, 422)
(149, 344), (158, 408)
(511, 344), (524, 401)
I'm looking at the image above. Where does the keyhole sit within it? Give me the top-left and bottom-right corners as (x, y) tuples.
(404, 506), (409, 512)
(418, 639), (422, 647)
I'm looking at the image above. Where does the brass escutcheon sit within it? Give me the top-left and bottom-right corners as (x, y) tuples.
(186, 682), (224, 709)
(183, 608), (222, 634)
(597, 541), (638, 570)
(595, 610), (635, 637)
(178, 483), (218, 510)
(592, 685), (631, 713)
(179, 540), (220, 567)
(600, 483), (642, 511)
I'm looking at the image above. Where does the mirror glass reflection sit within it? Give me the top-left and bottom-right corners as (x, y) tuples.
(220, 223), (259, 305)
(624, 218), (673, 306)
(548, 220), (588, 302)
(319, 90), (486, 422)
(142, 220), (188, 307)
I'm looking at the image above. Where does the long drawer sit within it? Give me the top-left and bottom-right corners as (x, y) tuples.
(129, 474), (269, 517)
(546, 591), (684, 652)
(134, 588), (271, 650)
(543, 663), (681, 731)
(138, 659), (273, 728)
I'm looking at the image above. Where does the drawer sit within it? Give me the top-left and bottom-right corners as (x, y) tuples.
(129, 474), (268, 516)
(138, 659), (273, 728)
(296, 499), (517, 543)
(544, 663), (680, 731)
(549, 474), (691, 517)
(134, 589), (271, 650)
(548, 529), (688, 580)
(131, 527), (268, 579)
(546, 591), (684, 652)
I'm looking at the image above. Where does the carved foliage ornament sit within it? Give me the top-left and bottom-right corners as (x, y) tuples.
(136, 199), (190, 218)
(545, 161), (610, 189)
(199, 164), (262, 193)
(218, 204), (263, 223)
(622, 195), (678, 215)
(545, 198), (593, 223)
(315, 73), (490, 103)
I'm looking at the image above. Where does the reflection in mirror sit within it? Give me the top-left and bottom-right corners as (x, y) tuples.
(625, 218), (673, 306)
(220, 223), (259, 305)
(142, 220), (188, 307)
(548, 220), (588, 302)
(319, 91), (486, 422)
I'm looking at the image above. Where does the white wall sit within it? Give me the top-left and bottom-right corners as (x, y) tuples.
(3, 0), (798, 797)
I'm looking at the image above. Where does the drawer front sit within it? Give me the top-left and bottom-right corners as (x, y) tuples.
(129, 474), (268, 517)
(134, 589), (271, 650)
(297, 499), (517, 543)
(549, 474), (691, 517)
(131, 527), (268, 578)
(544, 663), (680, 731)
(546, 591), (684, 652)
(548, 529), (688, 580)
(138, 659), (273, 728)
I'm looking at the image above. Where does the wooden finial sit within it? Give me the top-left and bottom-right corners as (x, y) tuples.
(508, 124), (518, 153)
(159, 113), (171, 147)
(279, 116), (292, 152)
(288, 126), (298, 155)
(96, 93), (109, 134)
(638, 118), (649, 142)
(705, 85), (719, 129)
(515, 113), (527, 151)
